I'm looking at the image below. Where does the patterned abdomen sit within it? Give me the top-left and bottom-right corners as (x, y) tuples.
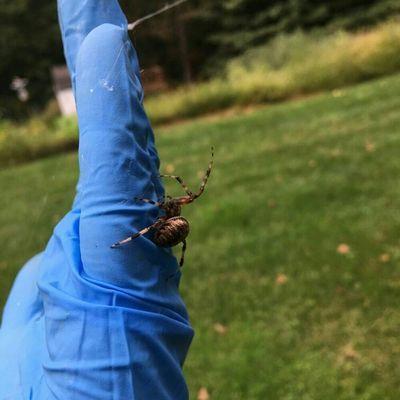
(153, 216), (190, 247)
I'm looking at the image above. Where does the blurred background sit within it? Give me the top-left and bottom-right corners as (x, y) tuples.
(1, 1), (400, 399)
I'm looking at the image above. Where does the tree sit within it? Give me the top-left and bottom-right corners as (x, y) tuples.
(212, 0), (400, 56)
(1, 0), (399, 119)
(0, 0), (62, 118)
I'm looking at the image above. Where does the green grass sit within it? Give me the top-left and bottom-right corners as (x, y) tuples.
(2, 73), (400, 399)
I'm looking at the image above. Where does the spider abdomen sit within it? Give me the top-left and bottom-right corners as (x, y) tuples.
(153, 216), (190, 247)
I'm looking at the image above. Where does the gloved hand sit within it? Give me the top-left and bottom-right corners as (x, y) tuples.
(0, 2), (193, 399)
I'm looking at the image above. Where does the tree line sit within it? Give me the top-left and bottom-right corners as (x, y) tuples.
(1, 0), (399, 119)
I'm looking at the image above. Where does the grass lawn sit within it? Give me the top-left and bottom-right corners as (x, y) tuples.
(1, 74), (400, 399)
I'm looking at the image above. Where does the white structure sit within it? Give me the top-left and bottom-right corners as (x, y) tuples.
(10, 77), (29, 102)
(51, 66), (76, 116)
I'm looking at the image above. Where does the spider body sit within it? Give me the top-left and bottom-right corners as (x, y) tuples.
(153, 216), (190, 247)
(111, 148), (214, 267)
(160, 200), (182, 217)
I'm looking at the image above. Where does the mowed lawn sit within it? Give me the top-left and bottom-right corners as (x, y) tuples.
(2, 74), (400, 399)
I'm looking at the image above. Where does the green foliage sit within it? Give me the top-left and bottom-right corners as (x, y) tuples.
(0, 114), (77, 168)
(2, 73), (400, 398)
(0, 1), (63, 118)
(214, 0), (400, 56)
(2, 0), (400, 118)
(2, 20), (400, 167)
(0, 0), (215, 118)
(146, 20), (400, 123)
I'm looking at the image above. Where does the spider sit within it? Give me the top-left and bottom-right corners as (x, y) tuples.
(111, 148), (214, 267)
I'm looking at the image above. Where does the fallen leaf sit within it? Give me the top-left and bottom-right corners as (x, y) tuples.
(276, 273), (288, 285)
(268, 200), (277, 208)
(197, 387), (210, 400)
(213, 323), (228, 335)
(341, 343), (359, 361)
(335, 286), (345, 294)
(337, 243), (350, 255)
(165, 164), (175, 174)
(308, 159), (317, 168)
(379, 253), (390, 263)
(332, 89), (343, 98)
(331, 148), (342, 157)
(365, 141), (375, 153)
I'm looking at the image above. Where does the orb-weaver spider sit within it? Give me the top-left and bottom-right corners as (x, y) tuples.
(111, 148), (214, 267)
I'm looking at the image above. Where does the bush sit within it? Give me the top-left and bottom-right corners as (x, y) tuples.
(146, 20), (400, 124)
(2, 19), (400, 167)
(0, 115), (77, 167)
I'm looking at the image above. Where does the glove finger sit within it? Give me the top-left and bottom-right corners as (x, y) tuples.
(58, 0), (130, 210)
(58, 0), (127, 92)
(75, 24), (184, 312)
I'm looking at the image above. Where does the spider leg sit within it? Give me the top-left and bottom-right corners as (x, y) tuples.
(134, 197), (163, 208)
(111, 221), (161, 248)
(159, 174), (193, 196)
(190, 147), (214, 202)
(179, 239), (187, 267)
(158, 194), (172, 202)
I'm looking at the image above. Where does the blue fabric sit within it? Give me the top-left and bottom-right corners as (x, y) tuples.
(0, 2), (193, 399)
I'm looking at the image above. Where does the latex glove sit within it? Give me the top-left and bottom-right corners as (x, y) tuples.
(0, 2), (193, 399)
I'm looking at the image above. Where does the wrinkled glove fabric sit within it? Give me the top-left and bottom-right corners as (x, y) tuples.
(0, 2), (193, 399)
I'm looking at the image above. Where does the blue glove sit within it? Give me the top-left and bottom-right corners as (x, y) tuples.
(0, 2), (193, 399)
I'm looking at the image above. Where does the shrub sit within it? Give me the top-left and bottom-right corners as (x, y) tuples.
(2, 20), (400, 166)
(146, 20), (400, 124)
